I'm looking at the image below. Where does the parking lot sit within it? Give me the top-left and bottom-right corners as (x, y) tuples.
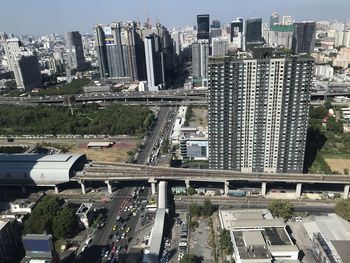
(189, 219), (213, 263)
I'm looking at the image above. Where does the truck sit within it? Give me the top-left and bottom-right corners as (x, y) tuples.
(228, 190), (246, 197)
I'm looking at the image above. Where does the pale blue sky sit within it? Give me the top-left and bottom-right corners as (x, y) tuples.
(1, 0), (349, 35)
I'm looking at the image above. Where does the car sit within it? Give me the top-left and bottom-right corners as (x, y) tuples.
(108, 235), (113, 240)
(85, 237), (92, 245)
(116, 215), (121, 221)
(126, 227), (131, 233)
(104, 251), (109, 258)
(81, 245), (88, 252)
(121, 233), (126, 239)
(100, 248), (106, 257)
(113, 225), (117, 231)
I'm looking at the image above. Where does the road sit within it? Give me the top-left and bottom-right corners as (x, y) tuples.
(136, 106), (172, 165)
(76, 185), (150, 263)
(174, 197), (335, 214)
(77, 187), (133, 263)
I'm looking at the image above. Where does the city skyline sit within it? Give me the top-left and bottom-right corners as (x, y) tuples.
(1, 0), (350, 35)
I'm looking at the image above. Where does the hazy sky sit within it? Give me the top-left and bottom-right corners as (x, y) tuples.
(1, 0), (350, 35)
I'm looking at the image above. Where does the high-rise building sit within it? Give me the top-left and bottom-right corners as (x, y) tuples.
(282, 16), (293, 26)
(94, 22), (146, 81)
(15, 55), (42, 91)
(230, 18), (244, 48)
(292, 22), (316, 54)
(264, 25), (294, 49)
(192, 39), (209, 79)
(211, 19), (221, 29)
(208, 53), (314, 173)
(197, 14), (210, 40)
(211, 38), (229, 56)
(144, 34), (165, 91)
(270, 12), (280, 27)
(3, 39), (41, 91)
(245, 18), (264, 47)
(65, 31), (86, 71)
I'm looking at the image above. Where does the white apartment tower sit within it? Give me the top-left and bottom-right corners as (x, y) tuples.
(208, 54), (314, 173)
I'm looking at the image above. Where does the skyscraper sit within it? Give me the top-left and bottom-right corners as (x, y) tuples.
(245, 18), (264, 47)
(211, 19), (221, 29)
(65, 31), (86, 71)
(197, 14), (210, 40)
(192, 39), (209, 79)
(144, 33), (165, 91)
(211, 38), (229, 56)
(292, 22), (316, 54)
(94, 22), (146, 81)
(3, 39), (41, 91)
(230, 18), (244, 49)
(208, 53), (314, 173)
(270, 12), (280, 27)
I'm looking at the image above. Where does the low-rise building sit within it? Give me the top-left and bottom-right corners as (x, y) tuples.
(0, 220), (18, 262)
(219, 209), (299, 263)
(303, 213), (350, 263)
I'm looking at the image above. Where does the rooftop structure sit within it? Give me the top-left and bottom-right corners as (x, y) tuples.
(0, 154), (87, 186)
(76, 203), (94, 228)
(219, 209), (299, 263)
(303, 213), (350, 263)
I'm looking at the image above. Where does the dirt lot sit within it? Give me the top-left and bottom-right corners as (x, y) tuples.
(0, 137), (139, 163)
(69, 140), (137, 162)
(325, 158), (350, 174)
(190, 106), (208, 128)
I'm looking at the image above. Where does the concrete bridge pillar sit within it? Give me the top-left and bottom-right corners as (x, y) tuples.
(185, 179), (190, 189)
(224, 181), (229, 195)
(296, 183), (302, 198)
(54, 185), (59, 194)
(343, 185), (350, 199)
(148, 178), (157, 195)
(80, 181), (86, 195)
(261, 182), (267, 196)
(105, 180), (113, 194)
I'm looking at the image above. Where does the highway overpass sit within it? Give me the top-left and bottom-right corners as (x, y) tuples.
(72, 162), (350, 199)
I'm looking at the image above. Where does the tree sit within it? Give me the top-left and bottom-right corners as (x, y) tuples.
(187, 187), (197, 195)
(189, 203), (202, 217)
(4, 80), (17, 89)
(52, 207), (78, 239)
(335, 200), (350, 221)
(220, 229), (234, 256)
(309, 106), (328, 119)
(180, 254), (199, 263)
(203, 198), (214, 217)
(327, 117), (343, 134)
(268, 200), (294, 221)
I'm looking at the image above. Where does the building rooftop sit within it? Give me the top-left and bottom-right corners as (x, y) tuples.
(331, 240), (350, 263)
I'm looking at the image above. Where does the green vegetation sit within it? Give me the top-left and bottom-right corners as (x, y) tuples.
(219, 229), (234, 256)
(189, 199), (214, 217)
(0, 104), (154, 136)
(304, 104), (349, 173)
(24, 196), (78, 240)
(184, 105), (193, 127)
(335, 199), (350, 221)
(161, 139), (171, 154)
(180, 254), (200, 263)
(35, 79), (90, 96)
(187, 187), (197, 195)
(268, 200), (294, 221)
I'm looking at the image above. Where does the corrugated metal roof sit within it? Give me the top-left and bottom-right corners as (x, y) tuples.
(0, 154), (85, 186)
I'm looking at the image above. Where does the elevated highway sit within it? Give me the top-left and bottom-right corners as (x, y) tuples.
(72, 162), (350, 199)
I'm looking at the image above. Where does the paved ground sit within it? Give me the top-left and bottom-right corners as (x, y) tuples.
(189, 219), (213, 263)
(288, 220), (315, 263)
